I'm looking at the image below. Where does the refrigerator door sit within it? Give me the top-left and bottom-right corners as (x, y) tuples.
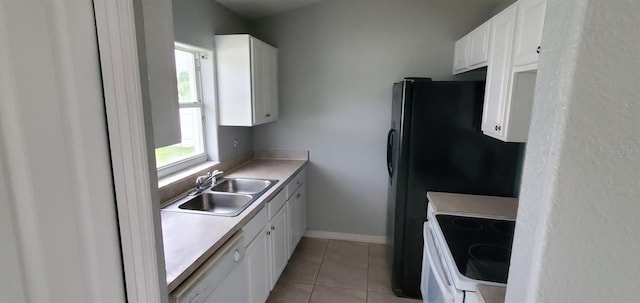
(387, 79), (418, 297)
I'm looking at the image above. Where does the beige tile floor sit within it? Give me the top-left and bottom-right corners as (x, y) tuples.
(266, 238), (422, 303)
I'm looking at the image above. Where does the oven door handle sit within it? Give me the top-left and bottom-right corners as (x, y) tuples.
(425, 224), (455, 301)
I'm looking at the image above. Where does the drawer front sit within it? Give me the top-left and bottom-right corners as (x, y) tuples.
(242, 206), (267, 247)
(268, 189), (287, 220)
(285, 168), (306, 200)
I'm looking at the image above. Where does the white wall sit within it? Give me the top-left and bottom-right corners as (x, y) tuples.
(250, 0), (501, 236)
(0, 0), (125, 301)
(507, 0), (640, 302)
(172, 0), (254, 161)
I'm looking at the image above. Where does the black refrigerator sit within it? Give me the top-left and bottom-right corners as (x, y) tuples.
(386, 78), (525, 298)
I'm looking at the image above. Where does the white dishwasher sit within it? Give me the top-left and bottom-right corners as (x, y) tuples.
(170, 233), (248, 303)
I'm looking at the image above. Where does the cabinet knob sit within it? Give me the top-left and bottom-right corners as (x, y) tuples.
(495, 125), (502, 131)
(233, 250), (240, 262)
(266, 113), (271, 117)
(271, 226), (275, 231)
(267, 230), (271, 235)
(537, 46), (541, 54)
(296, 193), (301, 199)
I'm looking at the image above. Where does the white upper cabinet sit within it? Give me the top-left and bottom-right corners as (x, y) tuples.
(481, 4), (518, 141)
(513, 0), (547, 68)
(453, 20), (490, 74)
(468, 22), (491, 68)
(141, 0), (181, 148)
(216, 35), (278, 127)
(453, 35), (470, 74)
(454, 0), (546, 142)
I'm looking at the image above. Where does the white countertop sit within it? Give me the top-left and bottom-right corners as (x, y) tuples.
(162, 159), (307, 292)
(476, 284), (506, 303)
(427, 191), (518, 220)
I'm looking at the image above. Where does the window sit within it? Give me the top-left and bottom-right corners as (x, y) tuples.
(155, 45), (207, 175)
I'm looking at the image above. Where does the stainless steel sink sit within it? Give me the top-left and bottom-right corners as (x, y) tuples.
(162, 177), (278, 217)
(211, 178), (276, 194)
(179, 193), (252, 215)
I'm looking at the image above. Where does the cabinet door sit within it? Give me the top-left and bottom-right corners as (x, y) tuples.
(452, 35), (469, 74)
(513, 0), (546, 67)
(291, 183), (307, 247)
(266, 46), (278, 123)
(300, 184), (307, 241)
(142, 0), (181, 148)
(481, 5), (517, 140)
(468, 22), (490, 68)
(270, 204), (289, 284)
(287, 196), (298, 258)
(251, 37), (269, 125)
(246, 228), (270, 303)
(251, 38), (278, 126)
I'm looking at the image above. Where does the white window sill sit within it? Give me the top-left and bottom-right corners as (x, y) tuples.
(158, 161), (219, 190)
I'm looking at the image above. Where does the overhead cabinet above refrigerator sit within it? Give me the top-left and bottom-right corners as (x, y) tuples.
(215, 34), (279, 127)
(453, 0), (547, 143)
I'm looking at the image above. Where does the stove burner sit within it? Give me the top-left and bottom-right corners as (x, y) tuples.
(452, 217), (483, 230)
(492, 221), (515, 235)
(466, 244), (510, 282)
(468, 244), (510, 263)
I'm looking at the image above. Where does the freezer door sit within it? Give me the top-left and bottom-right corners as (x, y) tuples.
(387, 79), (413, 295)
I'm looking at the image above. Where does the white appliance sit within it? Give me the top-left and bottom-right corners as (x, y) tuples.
(421, 203), (513, 303)
(170, 233), (248, 303)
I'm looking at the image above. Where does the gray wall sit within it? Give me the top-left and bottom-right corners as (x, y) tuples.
(250, 0), (501, 236)
(507, 0), (640, 301)
(172, 0), (254, 161)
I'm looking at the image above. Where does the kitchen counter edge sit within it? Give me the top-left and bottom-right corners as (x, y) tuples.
(427, 191), (518, 220)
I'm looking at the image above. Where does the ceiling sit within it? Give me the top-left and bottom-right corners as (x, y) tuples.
(216, 0), (513, 20)
(216, 0), (324, 19)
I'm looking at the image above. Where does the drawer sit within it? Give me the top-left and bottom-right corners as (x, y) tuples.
(268, 189), (286, 220)
(285, 168), (306, 200)
(241, 206), (267, 247)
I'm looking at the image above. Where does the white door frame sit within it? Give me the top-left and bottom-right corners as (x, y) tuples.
(93, 0), (169, 302)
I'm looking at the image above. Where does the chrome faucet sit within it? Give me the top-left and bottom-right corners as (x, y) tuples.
(194, 170), (223, 194)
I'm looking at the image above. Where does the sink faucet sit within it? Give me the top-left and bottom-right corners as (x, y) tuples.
(194, 170), (223, 194)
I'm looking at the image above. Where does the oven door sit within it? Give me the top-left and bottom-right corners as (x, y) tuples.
(422, 222), (463, 303)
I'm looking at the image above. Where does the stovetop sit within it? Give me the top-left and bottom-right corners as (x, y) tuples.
(435, 214), (515, 284)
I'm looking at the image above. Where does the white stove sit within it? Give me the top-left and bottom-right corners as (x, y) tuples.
(421, 203), (515, 303)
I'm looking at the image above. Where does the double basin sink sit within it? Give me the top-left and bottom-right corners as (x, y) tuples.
(163, 178), (278, 217)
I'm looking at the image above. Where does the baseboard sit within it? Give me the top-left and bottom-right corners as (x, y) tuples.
(304, 230), (387, 244)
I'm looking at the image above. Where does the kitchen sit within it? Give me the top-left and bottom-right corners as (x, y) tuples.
(1, 1), (639, 303)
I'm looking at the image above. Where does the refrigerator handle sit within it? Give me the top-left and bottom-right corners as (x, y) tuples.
(387, 128), (396, 178)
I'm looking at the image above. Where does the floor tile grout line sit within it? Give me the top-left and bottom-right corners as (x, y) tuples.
(366, 242), (371, 303)
(309, 239), (329, 303)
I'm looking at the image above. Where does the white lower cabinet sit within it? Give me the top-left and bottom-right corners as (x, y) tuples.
(288, 183), (307, 257)
(235, 168), (308, 303)
(270, 203), (289, 285)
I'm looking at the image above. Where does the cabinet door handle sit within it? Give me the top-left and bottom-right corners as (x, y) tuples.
(537, 46), (541, 54)
(296, 193), (301, 199)
(271, 226), (275, 231)
(266, 113), (271, 117)
(495, 125), (502, 131)
(267, 230), (271, 235)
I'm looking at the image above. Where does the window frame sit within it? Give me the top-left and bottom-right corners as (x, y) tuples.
(156, 44), (208, 178)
